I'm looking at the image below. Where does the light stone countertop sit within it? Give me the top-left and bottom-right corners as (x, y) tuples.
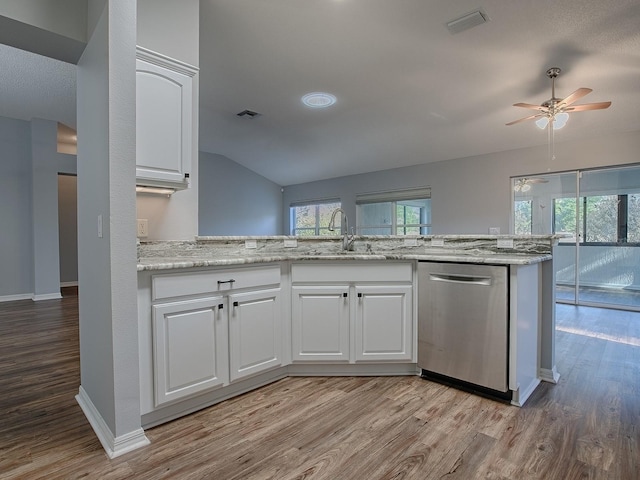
(137, 235), (558, 271)
(137, 252), (552, 272)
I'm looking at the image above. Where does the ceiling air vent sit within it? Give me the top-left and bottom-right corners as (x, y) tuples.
(446, 9), (489, 35)
(237, 109), (261, 119)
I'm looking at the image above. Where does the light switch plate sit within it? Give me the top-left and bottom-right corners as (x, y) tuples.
(497, 238), (514, 249)
(245, 239), (258, 249)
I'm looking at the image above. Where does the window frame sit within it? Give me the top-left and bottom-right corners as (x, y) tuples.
(289, 200), (341, 236)
(553, 193), (640, 246)
(356, 188), (431, 235)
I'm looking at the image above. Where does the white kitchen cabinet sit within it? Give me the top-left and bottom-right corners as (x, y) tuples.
(140, 265), (283, 412)
(228, 288), (283, 382)
(152, 297), (228, 407)
(291, 285), (350, 362)
(354, 285), (413, 362)
(290, 262), (415, 364)
(136, 46), (198, 188)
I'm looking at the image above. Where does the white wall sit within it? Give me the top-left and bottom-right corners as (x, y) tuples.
(199, 152), (283, 235)
(135, 0), (200, 241)
(0, 0), (87, 42)
(136, 0), (199, 67)
(0, 0), (87, 63)
(283, 130), (640, 235)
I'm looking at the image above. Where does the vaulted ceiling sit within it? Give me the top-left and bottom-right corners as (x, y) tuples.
(2, 1), (639, 186)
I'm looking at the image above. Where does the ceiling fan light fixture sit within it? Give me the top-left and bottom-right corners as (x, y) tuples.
(535, 112), (569, 130)
(535, 116), (549, 130)
(553, 112), (569, 129)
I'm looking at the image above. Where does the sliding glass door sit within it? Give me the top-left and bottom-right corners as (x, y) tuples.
(576, 167), (640, 309)
(513, 165), (640, 311)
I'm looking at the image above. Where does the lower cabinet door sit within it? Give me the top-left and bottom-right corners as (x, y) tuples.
(355, 285), (413, 362)
(291, 285), (350, 362)
(228, 288), (282, 382)
(152, 297), (228, 407)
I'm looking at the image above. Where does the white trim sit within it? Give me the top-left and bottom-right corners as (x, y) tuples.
(32, 293), (62, 301)
(539, 366), (560, 384)
(136, 45), (198, 77)
(60, 281), (79, 287)
(76, 386), (150, 459)
(510, 378), (541, 407)
(0, 293), (33, 303)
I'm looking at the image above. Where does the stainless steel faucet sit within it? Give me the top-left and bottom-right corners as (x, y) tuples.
(328, 208), (355, 251)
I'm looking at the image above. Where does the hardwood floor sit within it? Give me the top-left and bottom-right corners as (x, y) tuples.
(1, 291), (638, 479)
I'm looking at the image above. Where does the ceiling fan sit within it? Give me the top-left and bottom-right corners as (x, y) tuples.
(514, 177), (548, 192)
(506, 67), (611, 129)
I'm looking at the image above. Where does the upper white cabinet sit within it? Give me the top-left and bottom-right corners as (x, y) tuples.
(136, 46), (198, 188)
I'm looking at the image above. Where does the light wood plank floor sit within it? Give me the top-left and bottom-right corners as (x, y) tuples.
(1, 289), (638, 479)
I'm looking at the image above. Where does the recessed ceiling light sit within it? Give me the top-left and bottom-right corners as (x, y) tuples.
(301, 92), (336, 108)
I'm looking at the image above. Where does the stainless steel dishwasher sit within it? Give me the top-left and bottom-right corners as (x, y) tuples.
(418, 262), (509, 396)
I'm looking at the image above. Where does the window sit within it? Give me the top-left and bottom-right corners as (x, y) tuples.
(356, 188), (431, 235)
(290, 200), (341, 236)
(553, 194), (640, 244)
(514, 200), (533, 235)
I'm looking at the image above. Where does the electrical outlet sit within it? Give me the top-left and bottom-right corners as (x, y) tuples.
(137, 219), (148, 238)
(489, 227), (500, 234)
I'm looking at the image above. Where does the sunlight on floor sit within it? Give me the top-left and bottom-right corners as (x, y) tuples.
(556, 325), (640, 347)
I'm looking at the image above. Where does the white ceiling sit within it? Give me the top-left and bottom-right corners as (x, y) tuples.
(1, 0), (639, 187)
(199, 0), (640, 186)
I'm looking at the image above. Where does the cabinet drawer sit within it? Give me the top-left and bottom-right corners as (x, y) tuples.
(291, 262), (412, 283)
(153, 265), (281, 300)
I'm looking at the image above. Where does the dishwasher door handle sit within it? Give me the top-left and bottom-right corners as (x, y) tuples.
(429, 273), (492, 286)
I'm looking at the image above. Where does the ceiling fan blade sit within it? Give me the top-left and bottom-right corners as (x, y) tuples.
(557, 88), (592, 108)
(513, 102), (547, 111)
(506, 113), (545, 126)
(564, 101), (612, 112)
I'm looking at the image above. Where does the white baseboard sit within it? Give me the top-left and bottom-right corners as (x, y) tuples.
(539, 366), (560, 384)
(0, 293), (33, 303)
(32, 293), (62, 301)
(76, 386), (150, 459)
(511, 378), (541, 407)
(60, 281), (78, 287)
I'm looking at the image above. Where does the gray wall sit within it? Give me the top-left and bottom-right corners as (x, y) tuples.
(77, 0), (141, 442)
(0, 116), (77, 301)
(31, 118), (76, 299)
(283, 130), (640, 235)
(58, 174), (78, 285)
(0, 116), (33, 299)
(199, 152), (283, 235)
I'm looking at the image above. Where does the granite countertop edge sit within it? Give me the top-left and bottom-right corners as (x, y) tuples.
(137, 253), (552, 271)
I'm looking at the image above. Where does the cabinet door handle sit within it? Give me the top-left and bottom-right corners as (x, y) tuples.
(218, 279), (235, 286)
(343, 292), (348, 298)
(218, 303), (224, 310)
(357, 293), (362, 298)
(233, 301), (239, 307)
